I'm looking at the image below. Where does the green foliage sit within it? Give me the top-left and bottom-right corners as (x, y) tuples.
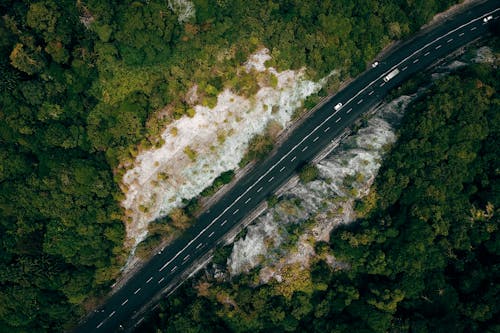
(0, 1), (125, 331)
(183, 145), (198, 162)
(200, 170), (235, 197)
(138, 61), (499, 333)
(212, 245), (233, 266)
(266, 194), (279, 208)
(239, 132), (275, 167)
(0, 0), (472, 331)
(298, 164), (319, 183)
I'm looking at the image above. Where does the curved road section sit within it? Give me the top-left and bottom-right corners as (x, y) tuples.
(74, 2), (499, 332)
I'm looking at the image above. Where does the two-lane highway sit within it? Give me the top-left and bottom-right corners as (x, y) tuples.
(73, 1), (499, 332)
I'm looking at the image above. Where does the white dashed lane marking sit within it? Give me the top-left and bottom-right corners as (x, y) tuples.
(196, 243), (203, 250)
(459, 32), (465, 36)
(357, 99), (363, 104)
(413, 58), (419, 63)
(158, 277), (165, 284)
(347, 108), (352, 113)
(301, 146), (308, 152)
(221, 219), (228, 226)
(268, 177), (274, 183)
(232, 208), (239, 215)
(134, 288), (141, 295)
(121, 299), (128, 306)
(245, 196), (252, 203)
(435, 44), (442, 49)
(108, 311), (116, 318)
(379, 82), (385, 87)
(257, 186), (263, 192)
(402, 66), (408, 71)
(146, 276), (153, 283)
(324, 126), (330, 133)
(447, 38), (453, 43)
(155, 7), (500, 279)
(279, 166), (286, 172)
(470, 26), (477, 31)
(183, 254), (190, 261)
(335, 117), (341, 123)
(208, 232), (215, 238)
(291, 156), (297, 162)
(368, 91), (374, 96)
(313, 136), (319, 142)
(97, 321), (105, 329)
(424, 51), (430, 56)
(171, 265), (178, 272)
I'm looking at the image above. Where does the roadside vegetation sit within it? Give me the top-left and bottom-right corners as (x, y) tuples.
(0, 0), (464, 331)
(138, 60), (499, 332)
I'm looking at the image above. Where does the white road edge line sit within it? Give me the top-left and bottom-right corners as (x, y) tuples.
(157, 7), (500, 273)
(121, 299), (128, 306)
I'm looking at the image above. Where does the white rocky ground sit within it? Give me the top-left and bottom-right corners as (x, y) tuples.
(121, 49), (330, 251)
(226, 45), (498, 283)
(228, 95), (415, 280)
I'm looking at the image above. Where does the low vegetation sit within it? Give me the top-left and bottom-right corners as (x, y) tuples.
(138, 61), (499, 332)
(0, 0), (465, 331)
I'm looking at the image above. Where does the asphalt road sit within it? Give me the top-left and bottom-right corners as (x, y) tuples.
(73, 2), (499, 332)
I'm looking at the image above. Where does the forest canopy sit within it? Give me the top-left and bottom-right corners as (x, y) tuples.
(0, 0), (466, 331)
(138, 60), (499, 332)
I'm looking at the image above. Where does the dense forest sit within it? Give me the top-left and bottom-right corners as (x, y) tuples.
(138, 61), (499, 332)
(0, 0), (465, 331)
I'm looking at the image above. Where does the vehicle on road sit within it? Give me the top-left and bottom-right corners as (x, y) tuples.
(334, 103), (343, 111)
(483, 15), (493, 22)
(383, 68), (400, 82)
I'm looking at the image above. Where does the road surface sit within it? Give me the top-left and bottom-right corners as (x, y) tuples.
(73, 1), (499, 332)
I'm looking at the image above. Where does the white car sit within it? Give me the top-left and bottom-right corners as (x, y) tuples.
(371, 61), (379, 68)
(334, 103), (343, 111)
(483, 15), (493, 23)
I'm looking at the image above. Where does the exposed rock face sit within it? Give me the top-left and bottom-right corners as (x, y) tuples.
(121, 49), (324, 254)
